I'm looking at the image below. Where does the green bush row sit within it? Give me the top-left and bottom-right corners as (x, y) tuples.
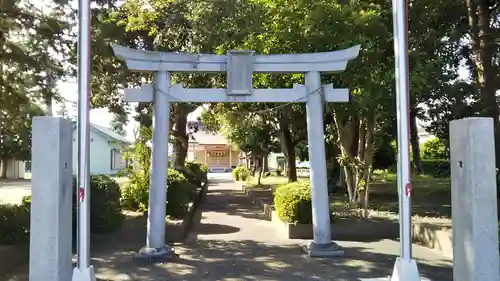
(0, 174), (124, 246)
(121, 162), (208, 218)
(274, 182), (312, 224)
(389, 159), (450, 178)
(419, 159), (449, 178)
(232, 166), (251, 181)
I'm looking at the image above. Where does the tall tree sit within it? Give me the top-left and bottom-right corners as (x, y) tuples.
(464, 0), (500, 164)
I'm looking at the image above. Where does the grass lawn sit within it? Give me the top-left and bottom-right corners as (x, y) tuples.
(245, 172), (452, 218)
(244, 176), (308, 190)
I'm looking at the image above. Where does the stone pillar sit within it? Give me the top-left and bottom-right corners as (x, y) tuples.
(229, 145), (232, 170)
(304, 71), (343, 257)
(136, 71), (174, 261)
(450, 117), (500, 281)
(29, 117), (73, 281)
(204, 147), (208, 166)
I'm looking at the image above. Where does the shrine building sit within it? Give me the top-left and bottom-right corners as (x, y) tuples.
(186, 122), (239, 172)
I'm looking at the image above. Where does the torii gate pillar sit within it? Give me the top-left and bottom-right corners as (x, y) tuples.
(113, 44), (360, 260)
(304, 71), (343, 256)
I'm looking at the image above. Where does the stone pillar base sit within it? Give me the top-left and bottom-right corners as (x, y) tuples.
(359, 258), (430, 281)
(71, 266), (96, 281)
(135, 245), (176, 262)
(301, 241), (344, 258)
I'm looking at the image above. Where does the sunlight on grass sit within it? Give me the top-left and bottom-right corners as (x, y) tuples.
(245, 176), (309, 190)
(370, 171), (450, 201)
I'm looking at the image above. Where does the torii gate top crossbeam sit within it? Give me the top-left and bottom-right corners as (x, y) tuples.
(111, 44), (361, 74)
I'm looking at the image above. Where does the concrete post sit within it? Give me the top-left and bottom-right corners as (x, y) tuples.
(304, 71), (343, 257)
(29, 117), (73, 281)
(136, 71), (174, 261)
(450, 117), (500, 281)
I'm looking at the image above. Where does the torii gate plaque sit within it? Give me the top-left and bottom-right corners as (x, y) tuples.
(112, 44), (360, 260)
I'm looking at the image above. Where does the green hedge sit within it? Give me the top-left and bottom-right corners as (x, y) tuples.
(178, 162), (208, 187)
(121, 168), (194, 218)
(232, 166), (251, 181)
(1, 175), (124, 245)
(420, 159), (449, 178)
(0, 204), (30, 245)
(274, 182), (312, 224)
(84, 175), (124, 233)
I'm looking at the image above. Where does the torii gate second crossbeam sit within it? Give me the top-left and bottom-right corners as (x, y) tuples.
(112, 44), (360, 261)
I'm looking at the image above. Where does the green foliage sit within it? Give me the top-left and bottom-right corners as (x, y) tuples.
(421, 137), (448, 160)
(86, 175), (125, 233)
(275, 167), (283, 176)
(184, 161), (208, 186)
(327, 165), (342, 194)
(420, 160), (450, 178)
(373, 135), (396, 170)
(0, 204), (30, 245)
(121, 168), (193, 218)
(1, 0), (72, 175)
(232, 166), (251, 181)
(109, 112), (128, 136)
(166, 170), (194, 218)
(274, 182), (312, 224)
(3, 175), (124, 245)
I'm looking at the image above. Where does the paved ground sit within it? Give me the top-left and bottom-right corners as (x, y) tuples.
(0, 180), (31, 205)
(0, 177), (129, 205)
(4, 173), (453, 281)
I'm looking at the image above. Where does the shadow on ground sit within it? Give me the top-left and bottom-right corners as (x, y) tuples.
(196, 223), (240, 235)
(204, 189), (272, 221)
(3, 177), (453, 281)
(84, 239), (452, 281)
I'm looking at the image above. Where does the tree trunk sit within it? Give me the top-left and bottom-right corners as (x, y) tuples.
(466, 0), (500, 165)
(279, 116), (297, 182)
(251, 155), (257, 176)
(256, 157), (263, 185)
(172, 106), (189, 169)
(286, 150), (297, 182)
(410, 109), (423, 174)
(361, 115), (375, 218)
(333, 109), (358, 204)
(0, 159), (7, 179)
(263, 152), (269, 172)
(244, 152), (250, 168)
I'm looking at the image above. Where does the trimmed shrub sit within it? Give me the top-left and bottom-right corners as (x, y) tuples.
(0, 204), (30, 245)
(177, 166), (198, 186)
(13, 175), (124, 245)
(232, 166), (251, 181)
(121, 168), (192, 218)
(166, 169), (192, 218)
(274, 182), (312, 224)
(420, 159), (450, 178)
(86, 175), (124, 233)
(121, 170), (150, 211)
(184, 162), (208, 186)
(421, 137), (447, 160)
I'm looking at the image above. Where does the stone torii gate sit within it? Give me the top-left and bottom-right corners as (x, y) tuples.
(112, 44), (360, 260)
